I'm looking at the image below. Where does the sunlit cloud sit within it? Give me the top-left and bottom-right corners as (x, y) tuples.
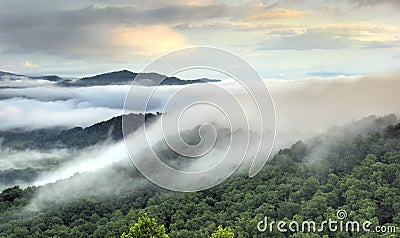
(318, 24), (400, 42)
(112, 25), (189, 57)
(20, 61), (38, 68)
(246, 8), (305, 20)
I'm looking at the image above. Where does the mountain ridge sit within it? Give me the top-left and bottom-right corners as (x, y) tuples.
(0, 70), (220, 87)
(0, 113), (159, 150)
(0, 71), (64, 82)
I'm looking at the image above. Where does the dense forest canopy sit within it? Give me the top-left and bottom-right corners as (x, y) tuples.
(0, 116), (399, 237)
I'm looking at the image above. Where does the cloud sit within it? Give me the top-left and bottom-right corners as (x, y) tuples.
(0, 98), (122, 130)
(0, 2), (321, 59)
(112, 25), (188, 56)
(12, 72), (400, 197)
(0, 5), (226, 31)
(260, 30), (351, 50)
(0, 5), (198, 59)
(1, 73), (400, 135)
(259, 29), (400, 50)
(0, 148), (71, 170)
(318, 24), (400, 42)
(1, 72), (400, 199)
(0, 75), (55, 88)
(0, 85), (142, 108)
(175, 21), (305, 34)
(350, 0), (400, 9)
(246, 8), (305, 20)
(0, 23), (188, 60)
(20, 61), (38, 68)
(266, 74), (400, 133)
(0, 84), (173, 130)
(0, 0), (398, 71)
(32, 142), (129, 186)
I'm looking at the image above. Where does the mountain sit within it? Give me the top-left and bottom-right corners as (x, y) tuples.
(0, 71), (17, 77)
(1, 118), (399, 237)
(0, 113), (159, 150)
(30, 75), (64, 82)
(196, 77), (221, 83)
(0, 71), (65, 82)
(0, 70), (220, 87)
(57, 70), (210, 87)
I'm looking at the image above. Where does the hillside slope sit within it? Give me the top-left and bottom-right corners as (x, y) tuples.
(0, 120), (399, 237)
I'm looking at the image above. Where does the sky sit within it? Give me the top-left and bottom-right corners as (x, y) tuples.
(0, 0), (399, 79)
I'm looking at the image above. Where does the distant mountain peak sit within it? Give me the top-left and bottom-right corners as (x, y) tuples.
(0, 69), (221, 87)
(58, 70), (217, 87)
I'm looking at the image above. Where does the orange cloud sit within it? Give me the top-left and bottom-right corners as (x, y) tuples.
(112, 25), (188, 57)
(246, 8), (305, 20)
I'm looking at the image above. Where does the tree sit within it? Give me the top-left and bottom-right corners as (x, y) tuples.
(0, 186), (22, 202)
(121, 214), (168, 238)
(291, 140), (308, 162)
(210, 226), (234, 238)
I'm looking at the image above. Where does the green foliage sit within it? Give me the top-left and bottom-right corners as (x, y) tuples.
(0, 113), (158, 150)
(0, 168), (45, 187)
(121, 214), (168, 238)
(0, 186), (23, 202)
(210, 226), (234, 238)
(0, 121), (399, 237)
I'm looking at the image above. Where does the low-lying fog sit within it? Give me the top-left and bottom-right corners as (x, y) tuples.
(1, 73), (400, 207)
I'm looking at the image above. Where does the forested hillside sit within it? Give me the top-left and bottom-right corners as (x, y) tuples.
(0, 113), (159, 150)
(0, 122), (399, 237)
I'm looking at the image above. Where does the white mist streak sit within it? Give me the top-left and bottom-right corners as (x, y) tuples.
(32, 142), (129, 186)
